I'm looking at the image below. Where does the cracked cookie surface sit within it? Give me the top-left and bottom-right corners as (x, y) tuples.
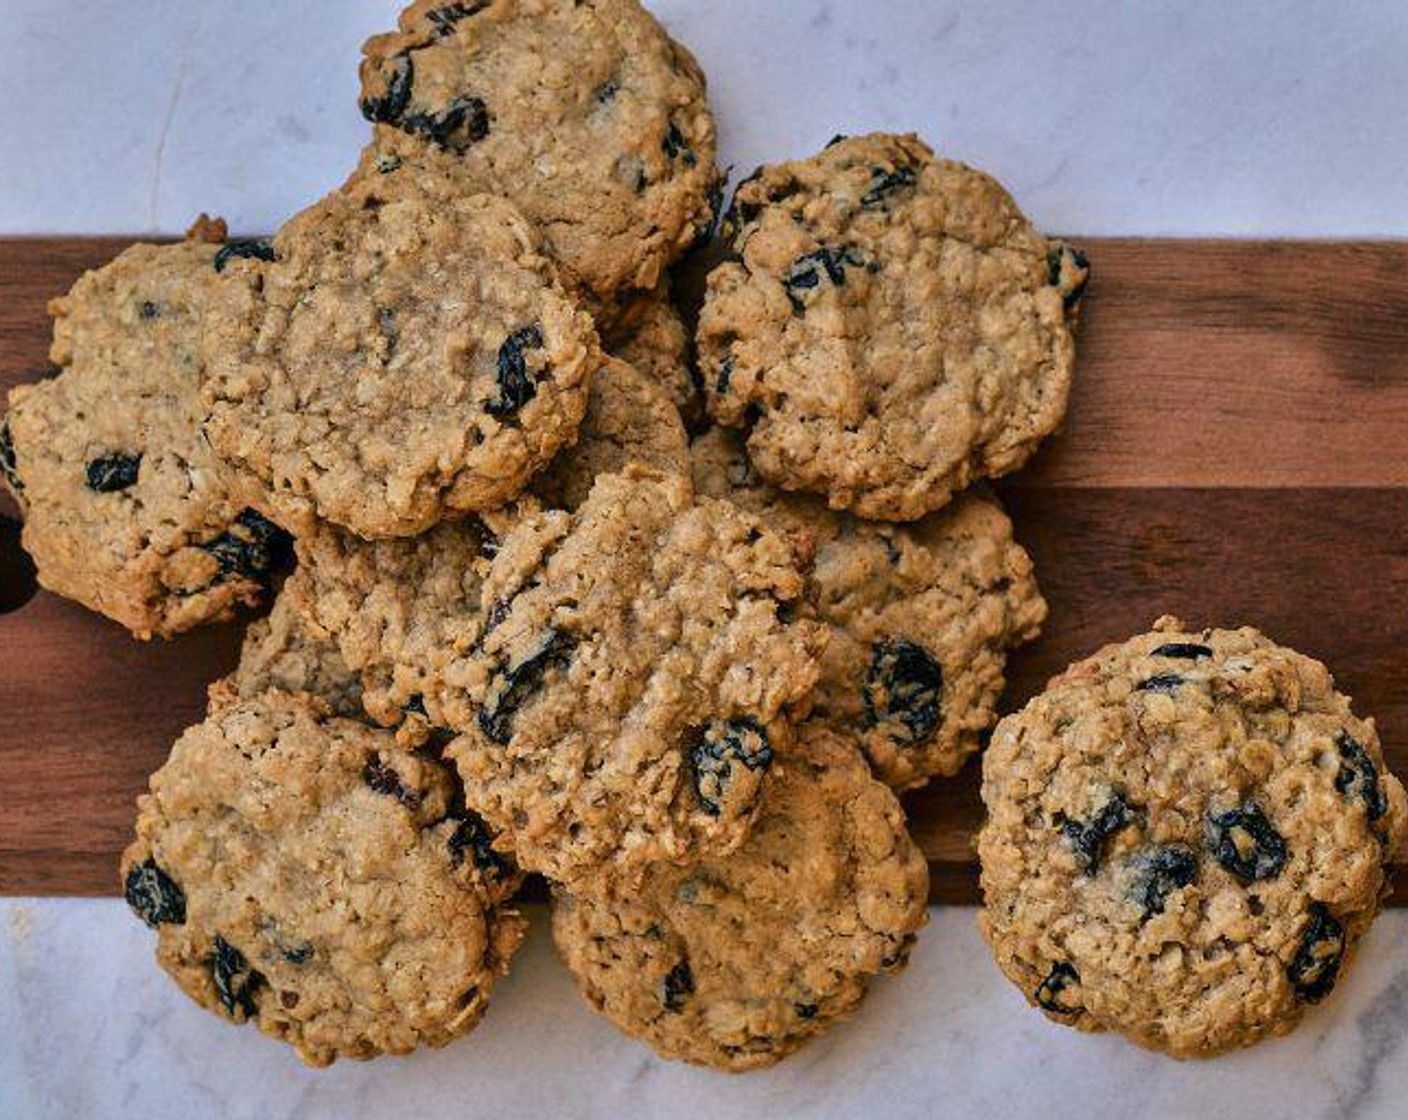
(605, 281), (701, 428)
(978, 618), (1407, 1057)
(353, 0), (721, 323)
(698, 132), (1086, 521)
(692, 428), (1044, 789)
(552, 725), (929, 1070)
(285, 514), (502, 730)
(443, 466), (826, 885)
(2, 218), (290, 638)
(213, 590), (366, 720)
(200, 169), (597, 538)
(531, 354), (689, 510)
(121, 690), (526, 1066)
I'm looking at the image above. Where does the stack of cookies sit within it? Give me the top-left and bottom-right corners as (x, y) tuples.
(6, 0), (1400, 1071)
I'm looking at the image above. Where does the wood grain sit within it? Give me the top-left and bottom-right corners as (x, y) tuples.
(2, 237), (1407, 901)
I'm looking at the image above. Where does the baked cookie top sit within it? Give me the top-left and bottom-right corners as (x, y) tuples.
(200, 168), (598, 538)
(444, 466), (826, 885)
(214, 590), (365, 721)
(552, 725), (929, 1070)
(605, 281), (701, 428)
(2, 219), (290, 638)
(354, 0), (721, 322)
(285, 515), (501, 729)
(978, 618), (1408, 1058)
(691, 428), (1045, 789)
(530, 354), (689, 511)
(121, 690), (526, 1066)
(698, 132), (1087, 521)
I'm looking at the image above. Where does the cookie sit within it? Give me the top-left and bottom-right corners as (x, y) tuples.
(2, 218), (291, 638)
(698, 132), (1087, 521)
(443, 466), (826, 885)
(552, 724), (929, 1070)
(120, 690), (526, 1066)
(353, 0), (722, 323)
(530, 354), (689, 510)
(978, 618), (1408, 1058)
(200, 168), (599, 539)
(285, 514), (501, 729)
(605, 281), (702, 429)
(213, 591), (366, 720)
(691, 428), (1045, 789)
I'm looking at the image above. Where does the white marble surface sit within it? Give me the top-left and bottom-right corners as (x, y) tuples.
(4, 899), (1408, 1120)
(4, 0), (1408, 237)
(4, 2), (1408, 1117)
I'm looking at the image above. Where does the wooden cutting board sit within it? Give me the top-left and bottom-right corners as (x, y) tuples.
(2, 237), (1407, 902)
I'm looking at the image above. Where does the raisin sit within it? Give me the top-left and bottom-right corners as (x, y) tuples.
(1046, 243), (1090, 310)
(1062, 793), (1134, 875)
(1334, 730), (1387, 821)
(478, 628), (574, 745)
(138, 300), (161, 320)
(360, 53), (415, 124)
(661, 122), (697, 167)
(783, 247), (864, 314)
(214, 240), (276, 273)
(662, 960), (694, 1012)
(487, 324), (546, 418)
(448, 812), (516, 884)
(863, 639), (943, 745)
(401, 94), (490, 152)
(403, 694), (429, 719)
(1150, 642), (1213, 660)
(0, 420), (23, 493)
(861, 164), (917, 208)
(85, 451), (141, 493)
(363, 756), (421, 810)
(1125, 845), (1199, 916)
(378, 306), (399, 352)
(714, 354), (735, 395)
(1206, 803), (1286, 882)
(123, 859), (186, 927)
(201, 508), (293, 584)
(1034, 962), (1081, 1016)
(1134, 673), (1184, 694)
(483, 597), (511, 635)
(825, 133), (849, 148)
(795, 1002), (818, 1020)
(691, 717), (772, 817)
(426, 1), (488, 36)
(1288, 902), (1345, 1003)
(259, 919), (314, 964)
(210, 936), (263, 1020)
